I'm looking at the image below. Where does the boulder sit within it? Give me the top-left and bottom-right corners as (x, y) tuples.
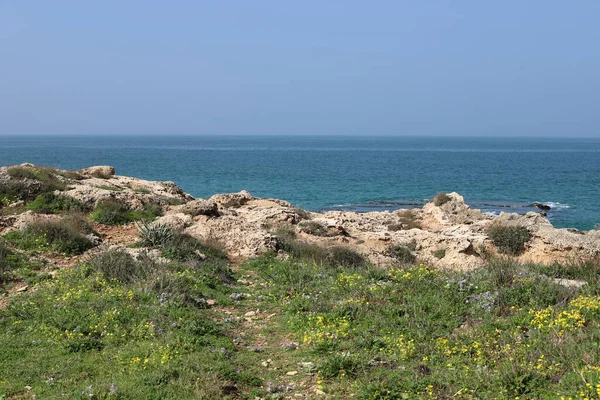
(78, 166), (116, 178)
(179, 200), (219, 217)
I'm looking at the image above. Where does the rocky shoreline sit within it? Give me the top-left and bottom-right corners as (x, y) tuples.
(1, 163), (599, 270)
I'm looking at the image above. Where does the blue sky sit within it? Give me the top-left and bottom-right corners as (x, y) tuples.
(1, 1), (599, 137)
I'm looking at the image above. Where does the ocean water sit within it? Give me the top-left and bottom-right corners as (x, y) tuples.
(1, 136), (599, 230)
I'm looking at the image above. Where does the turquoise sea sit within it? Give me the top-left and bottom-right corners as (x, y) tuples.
(1, 136), (599, 230)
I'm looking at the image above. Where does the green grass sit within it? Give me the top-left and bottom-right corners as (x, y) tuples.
(0, 248), (248, 399)
(27, 192), (89, 214)
(91, 200), (162, 225)
(242, 252), (600, 399)
(3, 217), (94, 256)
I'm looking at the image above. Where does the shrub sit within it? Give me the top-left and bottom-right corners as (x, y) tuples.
(88, 248), (148, 283)
(90, 199), (131, 225)
(91, 199), (162, 225)
(486, 256), (519, 287)
(388, 244), (416, 264)
(299, 221), (334, 237)
(433, 192), (451, 206)
(27, 192), (88, 214)
(161, 232), (228, 262)
(292, 207), (311, 220)
(433, 249), (446, 259)
(7, 166), (67, 193)
(6, 166), (38, 180)
(390, 210), (421, 230)
(327, 246), (367, 269)
(137, 220), (174, 248)
(5, 218), (94, 255)
(488, 225), (531, 255)
(273, 225), (297, 242)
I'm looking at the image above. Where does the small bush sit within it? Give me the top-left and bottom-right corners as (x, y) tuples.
(433, 249), (446, 259)
(2, 166), (69, 202)
(488, 225), (531, 255)
(5, 218), (94, 255)
(273, 225), (297, 242)
(327, 246), (367, 269)
(6, 166), (38, 180)
(388, 244), (416, 264)
(27, 192), (88, 214)
(88, 248), (147, 283)
(292, 207), (311, 220)
(486, 256), (519, 287)
(91, 200), (162, 225)
(137, 220), (174, 248)
(392, 210), (421, 230)
(161, 232), (228, 262)
(299, 221), (334, 237)
(433, 192), (451, 206)
(90, 199), (130, 225)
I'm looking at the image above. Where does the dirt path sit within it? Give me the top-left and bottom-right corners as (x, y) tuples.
(212, 272), (326, 399)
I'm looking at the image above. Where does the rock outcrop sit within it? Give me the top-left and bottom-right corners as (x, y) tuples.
(1, 164), (598, 269)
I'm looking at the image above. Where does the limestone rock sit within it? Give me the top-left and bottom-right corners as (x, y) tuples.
(178, 199), (219, 217)
(78, 166), (116, 178)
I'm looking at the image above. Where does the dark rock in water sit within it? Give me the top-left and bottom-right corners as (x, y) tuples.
(531, 202), (551, 211)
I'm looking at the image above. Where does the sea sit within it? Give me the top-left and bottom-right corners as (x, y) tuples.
(1, 136), (599, 230)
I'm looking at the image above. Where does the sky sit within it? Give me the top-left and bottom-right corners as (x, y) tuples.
(1, 1), (599, 137)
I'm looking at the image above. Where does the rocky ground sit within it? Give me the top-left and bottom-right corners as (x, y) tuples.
(1, 163), (599, 272)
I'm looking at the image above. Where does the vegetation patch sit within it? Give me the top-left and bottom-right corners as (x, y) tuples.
(2, 166), (73, 203)
(388, 244), (417, 264)
(298, 221), (336, 237)
(91, 199), (162, 225)
(160, 232), (228, 262)
(27, 192), (88, 214)
(3, 217), (94, 255)
(433, 192), (451, 206)
(389, 210), (422, 231)
(488, 224), (531, 255)
(0, 247), (245, 399)
(433, 248), (446, 259)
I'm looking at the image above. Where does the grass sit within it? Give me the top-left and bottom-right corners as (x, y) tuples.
(27, 192), (88, 214)
(160, 232), (228, 262)
(3, 226), (600, 398)
(243, 252), (600, 399)
(0, 241), (50, 290)
(488, 224), (531, 255)
(3, 217), (95, 256)
(91, 199), (162, 225)
(1, 166), (83, 207)
(0, 247), (246, 399)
